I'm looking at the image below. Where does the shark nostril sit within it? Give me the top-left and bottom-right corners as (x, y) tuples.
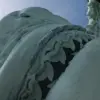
(20, 13), (30, 18)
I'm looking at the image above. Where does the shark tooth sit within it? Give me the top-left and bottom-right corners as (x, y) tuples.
(74, 37), (82, 43)
(45, 42), (61, 62)
(59, 48), (66, 64)
(50, 48), (66, 64)
(34, 83), (42, 100)
(37, 62), (48, 81)
(74, 38), (84, 49)
(45, 62), (54, 81)
(44, 38), (56, 53)
(37, 62), (54, 81)
(37, 69), (47, 81)
(62, 39), (75, 51)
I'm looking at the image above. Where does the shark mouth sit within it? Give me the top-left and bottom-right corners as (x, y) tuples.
(38, 39), (91, 100)
(10, 25), (94, 100)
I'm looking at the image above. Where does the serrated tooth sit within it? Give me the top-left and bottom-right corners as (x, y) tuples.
(74, 37), (82, 43)
(46, 42), (61, 57)
(45, 42), (66, 64)
(50, 56), (59, 62)
(37, 62), (54, 81)
(45, 62), (54, 81)
(50, 48), (66, 64)
(37, 62), (48, 81)
(34, 83), (42, 100)
(45, 39), (55, 52)
(59, 48), (66, 64)
(62, 39), (75, 51)
(37, 70), (47, 81)
(45, 42), (61, 62)
(49, 50), (60, 62)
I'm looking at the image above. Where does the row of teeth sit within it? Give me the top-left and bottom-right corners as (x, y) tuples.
(36, 41), (76, 82)
(19, 40), (75, 100)
(25, 29), (93, 82)
(18, 30), (93, 100)
(36, 34), (92, 100)
(36, 33), (92, 82)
